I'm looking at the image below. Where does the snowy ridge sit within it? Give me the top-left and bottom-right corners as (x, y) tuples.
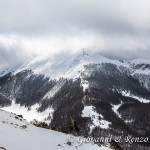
(11, 50), (129, 79)
(0, 68), (13, 77)
(2, 50), (150, 80)
(0, 109), (112, 150)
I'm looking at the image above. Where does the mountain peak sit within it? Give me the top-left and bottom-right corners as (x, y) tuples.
(2, 50), (150, 79)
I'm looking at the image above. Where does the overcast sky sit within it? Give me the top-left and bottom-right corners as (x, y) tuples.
(0, 0), (150, 69)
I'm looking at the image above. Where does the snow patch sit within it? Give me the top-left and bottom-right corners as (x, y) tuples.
(122, 91), (150, 103)
(125, 120), (133, 124)
(81, 80), (89, 92)
(131, 69), (150, 75)
(111, 103), (122, 119)
(112, 103), (134, 124)
(1, 100), (54, 123)
(82, 106), (111, 132)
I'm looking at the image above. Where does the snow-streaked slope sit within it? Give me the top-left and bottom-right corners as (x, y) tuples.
(129, 59), (150, 65)
(43, 79), (65, 99)
(121, 91), (150, 103)
(82, 106), (111, 132)
(111, 103), (134, 124)
(0, 109), (112, 150)
(128, 59), (150, 75)
(2, 100), (54, 123)
(0, 68), (13, 77)
(131, 68), (150, 75)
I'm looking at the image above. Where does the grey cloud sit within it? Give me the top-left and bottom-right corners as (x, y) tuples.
(0, 0), (150, 35)
(101, 49), (150, 60)
(0, 43), (30, 70)
(0, 0), (150, 68)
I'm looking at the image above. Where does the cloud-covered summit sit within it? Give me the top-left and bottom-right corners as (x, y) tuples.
(0, 0), (150, 69)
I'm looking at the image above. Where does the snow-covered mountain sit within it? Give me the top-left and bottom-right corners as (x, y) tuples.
(1, 50), (150, 85)
(1, 50), (150, 150)
(11, 50), (150, 76)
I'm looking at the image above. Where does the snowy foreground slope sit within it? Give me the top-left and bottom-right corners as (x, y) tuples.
(0, 109), (112, 150)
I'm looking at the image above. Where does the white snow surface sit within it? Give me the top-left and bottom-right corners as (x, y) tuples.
(82, 106), (111, 132)
(0, 109), (112, 150)
(125, 119), (134, 124)
(81, 80), (89, 92)
(112, 103), (122, 119)
(1, 100), (54, 123)
(122, 91), (150, 103)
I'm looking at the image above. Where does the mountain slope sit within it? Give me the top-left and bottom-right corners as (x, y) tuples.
(1, 50), (150, 150)
(0, 109), (112, 150)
